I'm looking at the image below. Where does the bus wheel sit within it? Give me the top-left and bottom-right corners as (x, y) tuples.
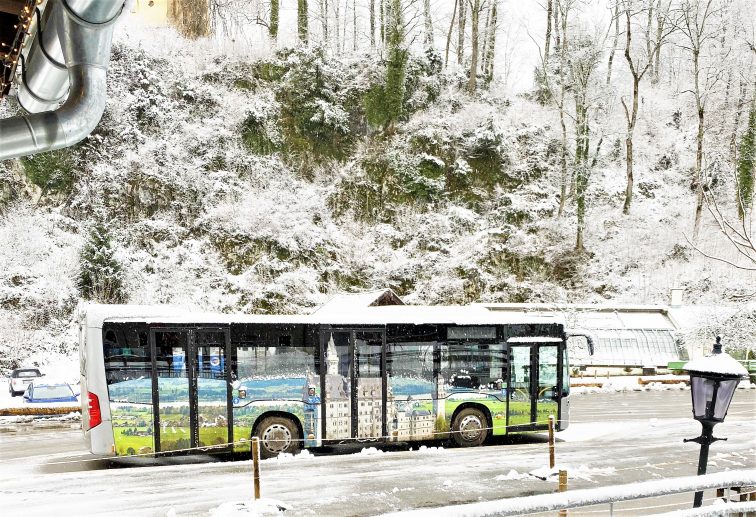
(255, 416), (301, 458)
(451, 408), (488, 447)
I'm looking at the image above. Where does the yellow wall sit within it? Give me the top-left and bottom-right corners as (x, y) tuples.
(131, 0), (168, 26)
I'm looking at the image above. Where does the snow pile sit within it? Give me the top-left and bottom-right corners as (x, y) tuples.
(495, 469), (530, 481)
(359, 447), (385, 457)
(528, 465), (616, 483)
(270, 449), (313, 463)
(415, 445), (446, 454)
(208, 498), (289, 516)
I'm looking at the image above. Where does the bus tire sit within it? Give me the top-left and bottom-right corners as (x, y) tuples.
(255, 416), (301, 458)
(451, 407), (488, 447)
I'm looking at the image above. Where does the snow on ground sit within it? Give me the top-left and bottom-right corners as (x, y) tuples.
(570, 375), (756, 395)
(0, 391), (753, 516)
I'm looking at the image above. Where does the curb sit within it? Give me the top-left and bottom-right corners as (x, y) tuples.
(0, 407), (80, 416)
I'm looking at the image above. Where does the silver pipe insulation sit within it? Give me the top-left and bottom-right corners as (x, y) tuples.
(0, 0), (124, 161)
(17, 1), (68, 114)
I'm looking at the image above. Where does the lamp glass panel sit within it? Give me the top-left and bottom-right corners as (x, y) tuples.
(713, 378), (739, 421)
(690, 376), (714, 419)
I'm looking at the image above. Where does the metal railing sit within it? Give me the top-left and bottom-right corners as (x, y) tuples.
(380, 470), (756, 517)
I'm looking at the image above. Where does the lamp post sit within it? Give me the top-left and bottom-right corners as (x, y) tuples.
(683, 336), (748, 508)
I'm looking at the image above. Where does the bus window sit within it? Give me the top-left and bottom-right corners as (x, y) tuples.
(103, 324), (150, 398)
(386, 341), (435, 399)
(439, 343), (508, 390)
(102, 323), (154, 456)
(231, 324), (318, 447)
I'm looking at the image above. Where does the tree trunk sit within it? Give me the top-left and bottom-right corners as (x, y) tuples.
(335, 0), (341, 52)
(270, 0), (280, 41)
(457, 0), (467, 65)
(623, 74), (640, 215)
(483, 1), (497, 84)
(730, 79), (746, 173)
(353, 0), (358, 51)
(557, 104), (568, 216)
(445, 0), (458, 67)
(553, 1), (560, 51)
(652, 0), (666, 83)
(544, 0), (553, 66)
(645, 0), (654, 64)
(622, 8), (640, 215)
(481, 4), (491, 73)
(556, 3), (568, 217)
(468, 0), (481, 92)
(321, 0), (329, 43)
(381, 0), (386, 46)
(298, 0), (309, 43)
(606, 2), (619, 84)
(692, 104), (705, 240)
(370, 0), (376, 47)
(423, 0), (434, 47)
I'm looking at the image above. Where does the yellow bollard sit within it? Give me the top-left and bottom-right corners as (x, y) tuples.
(251, 437), (261, 500)
(558, 469), (568, 517)
(548, 415), (556, 469)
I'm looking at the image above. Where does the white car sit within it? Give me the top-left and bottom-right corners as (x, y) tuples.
(8, 368), (43, 397)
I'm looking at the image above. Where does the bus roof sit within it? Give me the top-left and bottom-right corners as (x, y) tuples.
(79, 302), (566, 328)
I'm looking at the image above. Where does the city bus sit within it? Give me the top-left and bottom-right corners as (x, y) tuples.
(79, 302), (577, 458)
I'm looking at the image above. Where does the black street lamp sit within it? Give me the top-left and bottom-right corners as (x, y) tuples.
(683, 336), (748, 508)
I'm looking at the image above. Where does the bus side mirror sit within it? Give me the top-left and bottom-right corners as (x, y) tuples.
(565, 331), (595, 355)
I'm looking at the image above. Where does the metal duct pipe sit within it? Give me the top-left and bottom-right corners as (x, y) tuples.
(0, 0), (124, 161)
(17, 1), (69, 114)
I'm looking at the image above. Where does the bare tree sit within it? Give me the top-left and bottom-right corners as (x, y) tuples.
(445, 0), (459, 66)
(320, 0), (329, 43)
(467, 0), (489, 92)
(571, 35), (605, 251)
(423, 0), (434, 47)
(298, 0), (309, 43)
(457, 0), (467, 65)
(270, 0), (280, 41)
(370, 0), (376, 47)
(606, 1), (620, 84)
(482, 0), (499, 84)
(652, 0), (672, 83)
(687, 190), (756, 270)
(674, 0), (724, 241)
(619, 0), (674, 214)
(544, 0), (554, 67)
(381, 0), (386, 45)
(353, 0), (358, 51)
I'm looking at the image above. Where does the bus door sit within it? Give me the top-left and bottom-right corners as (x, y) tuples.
(319, 329), (385, 441)
(507, 342), (560, 430)
(151, 328), (231, 453)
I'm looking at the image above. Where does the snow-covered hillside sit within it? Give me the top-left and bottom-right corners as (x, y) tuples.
(0, 10), (754, 371)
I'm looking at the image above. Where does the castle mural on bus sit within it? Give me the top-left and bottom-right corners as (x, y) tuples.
(108, 333), (554, 456)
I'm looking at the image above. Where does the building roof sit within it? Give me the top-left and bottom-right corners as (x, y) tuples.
(478, 303), (677, 330)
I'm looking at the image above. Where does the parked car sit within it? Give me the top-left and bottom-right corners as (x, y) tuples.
(23, 381), (78, 403)
(8, 368), (43, 397)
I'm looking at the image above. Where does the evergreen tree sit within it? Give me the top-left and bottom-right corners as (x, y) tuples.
(737, 101), (756, 220)
(78, 224), (127, 303)
(384, 0), (407, 131)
